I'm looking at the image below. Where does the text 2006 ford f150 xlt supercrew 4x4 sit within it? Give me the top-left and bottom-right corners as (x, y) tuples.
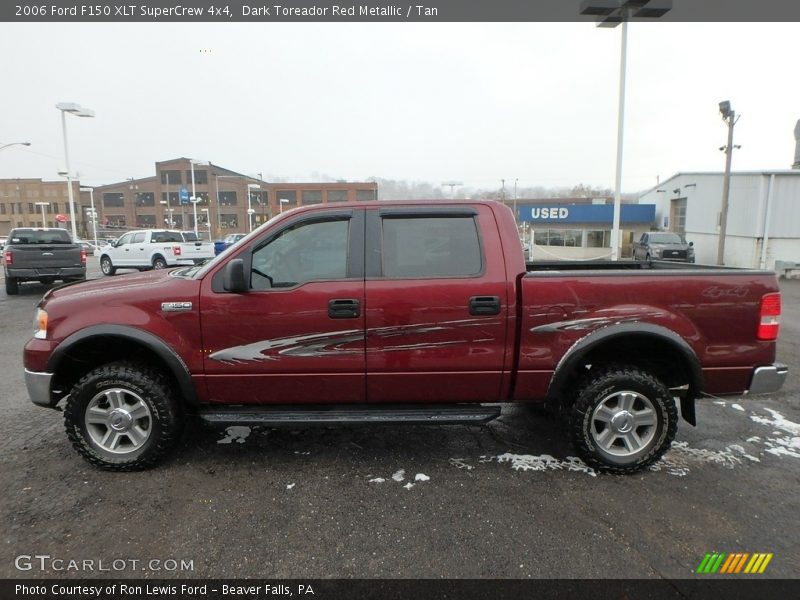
(23, 201), (787, 472)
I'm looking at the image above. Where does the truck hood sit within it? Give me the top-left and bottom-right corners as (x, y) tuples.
(650, 243), (690, 250)
(43, 269), (185, 305)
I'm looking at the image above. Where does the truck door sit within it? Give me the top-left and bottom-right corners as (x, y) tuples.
(364, 205), (508, 403)
(199, 209), (366, 404)
(112, 232), (135, 266)
(128, 231), (147, 265)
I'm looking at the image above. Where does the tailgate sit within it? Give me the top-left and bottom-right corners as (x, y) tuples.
(179, 242), (214, 259)
(7, 245), (82, 268)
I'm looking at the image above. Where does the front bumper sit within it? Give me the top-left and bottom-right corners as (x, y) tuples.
(746, 363), (788, 395)
(25, 369), (55, 408)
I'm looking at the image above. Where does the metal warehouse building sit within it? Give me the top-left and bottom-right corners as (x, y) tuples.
(638, 170), (800, 270)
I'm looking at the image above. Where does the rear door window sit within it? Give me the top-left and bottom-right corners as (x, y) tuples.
(380, 216), (482, 278)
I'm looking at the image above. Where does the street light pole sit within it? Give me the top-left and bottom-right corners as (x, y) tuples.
(279, 198), (289, 213)
(580, 1), (672, 260)
(0, 142), (31, 152)
(80, 186), (98, 249)
(610, 12), (628, 261)
(35, 202), (48, 226)
(56, 103), (95, 241)
(189, 159), (209, 236)
(717, 100), (738, 266)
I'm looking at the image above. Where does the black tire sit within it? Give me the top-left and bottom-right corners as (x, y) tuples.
(5, 277), (19, 295)
(567, 365), (677, 474)
(152, 256), (167, 270)
(100, 255), (116, 276)
(64, 362), (183, 471)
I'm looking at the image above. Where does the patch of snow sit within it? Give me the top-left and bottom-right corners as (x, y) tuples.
(763, 436), (800, 459)
(731, 403), (745, 412)
(403, 482), (414, 490)
(750, 409), (800, 436)
(449, 458), (474, 470)
(746, 436), (761, 443)
(286, 483), (295, 490)
(391, 469), (406, 482)
(368, 477), (386, 484)
(494, 453), (596, 477)
(650, 441), (743, 476)
(414, 473), (430, 482)
(713, 401), (727, 406)
(728, 444), (760, 462)
(217, 426), (251, 444)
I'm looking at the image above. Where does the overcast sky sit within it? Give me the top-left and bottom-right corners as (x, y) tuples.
(1, 22), (798, 192)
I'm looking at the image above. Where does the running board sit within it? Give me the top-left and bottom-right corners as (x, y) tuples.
(198, 404), (501, 426)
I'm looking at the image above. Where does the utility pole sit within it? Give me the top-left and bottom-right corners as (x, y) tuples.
(513, 178), (518, 224)
(500, 179), (505, 204)
(717, 101), (738, 266)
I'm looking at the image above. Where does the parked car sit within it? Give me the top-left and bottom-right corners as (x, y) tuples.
(633, 231), (695, 262)
(98, 229), (215, 275)
(213, 233), (247, 255)
(24, 201), (785, 472)
(3, 227), (86, 295)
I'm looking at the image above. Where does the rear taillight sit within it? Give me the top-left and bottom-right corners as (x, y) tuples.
(757, 293), (781, 341)
(80, 249), (87, 265)
(3, 250), (10, 265)
(173, 246), (182, 256)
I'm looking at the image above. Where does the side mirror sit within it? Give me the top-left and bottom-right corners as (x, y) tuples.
(689, 241), (694, 247)
(223, 258), (248, 293)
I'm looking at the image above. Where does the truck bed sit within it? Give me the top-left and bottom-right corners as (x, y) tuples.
(525, 260), (767, 273)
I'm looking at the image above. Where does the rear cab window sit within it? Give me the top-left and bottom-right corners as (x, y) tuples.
(9, 229), (72, 244)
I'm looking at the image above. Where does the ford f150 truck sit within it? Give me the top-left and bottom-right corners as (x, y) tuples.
(99, 229), (215, 275)
(23, 201), (786, 472)
(3, 228), (86, 295)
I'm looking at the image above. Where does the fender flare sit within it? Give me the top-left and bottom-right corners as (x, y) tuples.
(47, 324), (198, 407)
(547, 323), (703, 425)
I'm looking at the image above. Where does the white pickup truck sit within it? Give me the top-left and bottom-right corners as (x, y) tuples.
(99, 230), (215, 276)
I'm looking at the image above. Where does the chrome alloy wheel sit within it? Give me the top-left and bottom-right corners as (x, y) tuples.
(590, 390), (658, 457)
(85, 388), (152, 454)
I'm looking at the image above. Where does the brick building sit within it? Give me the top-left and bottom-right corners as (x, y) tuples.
(0, 178), (83, 236)
(89, 158), (378, 238)
(1, 158), (378, 239)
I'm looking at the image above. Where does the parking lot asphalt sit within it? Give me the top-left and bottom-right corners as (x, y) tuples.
(0, 260), (798, 579)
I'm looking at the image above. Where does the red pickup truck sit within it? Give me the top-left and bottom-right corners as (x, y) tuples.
(23, 200), (786, 473)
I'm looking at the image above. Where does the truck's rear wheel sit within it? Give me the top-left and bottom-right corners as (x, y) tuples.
(5, 277), (18, 295)
(152, 256), (167, 270)
(64, 362), (182, 471)
(567, 366), (677, 474)
(100, 256), (116, 276)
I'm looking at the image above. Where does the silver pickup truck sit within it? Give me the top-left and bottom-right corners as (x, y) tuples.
(633, 231), (695, 263)
(3, 228), (86, 295)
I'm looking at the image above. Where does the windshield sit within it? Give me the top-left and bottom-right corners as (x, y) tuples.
(9, 229), (72, 244)
(649, 233), (684, 244)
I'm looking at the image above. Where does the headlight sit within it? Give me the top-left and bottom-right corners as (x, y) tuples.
(34, 308), (48, 340)
(651, 247), (662, 256)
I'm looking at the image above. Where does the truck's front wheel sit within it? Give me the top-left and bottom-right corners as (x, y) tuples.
(100, 256), (116, 276)
(568, 366), (677, 474)
(64, 362), (182, 471)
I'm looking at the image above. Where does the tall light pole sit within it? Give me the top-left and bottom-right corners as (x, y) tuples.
(56, 102), (95, 241)
(247, 183), (260, 232)
(35, 202), (48, 226)
(201, 208), (212, 239)
(513, 178), (518, 224)
(279, 198), (289, 214)
(442, 181), (462, 199)
(717, 100), (739, 266)
(189, 159), (209, 235)
(0, 141), (31, 152)
(580, 0), (672, 260)
(80, 186), (98, 249)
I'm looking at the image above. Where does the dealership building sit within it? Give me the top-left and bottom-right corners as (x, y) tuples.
(637, 170), (800, 269)
(507, 198), (656, 260)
